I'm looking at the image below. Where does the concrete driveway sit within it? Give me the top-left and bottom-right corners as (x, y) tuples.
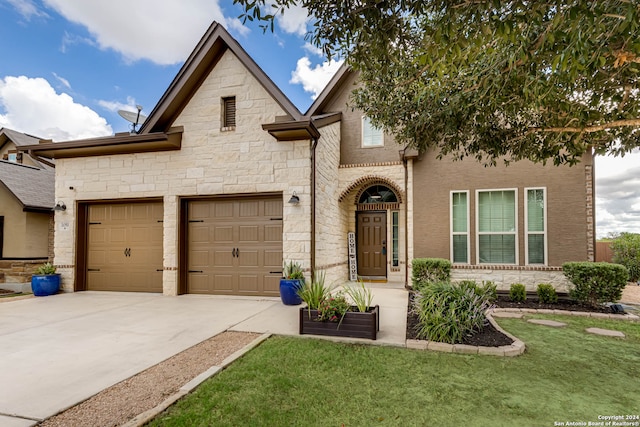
(0, 292), (296, 427)
(0, 286), (408, 427)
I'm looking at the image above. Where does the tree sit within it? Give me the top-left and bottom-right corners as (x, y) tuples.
(235, 0), (640, 165)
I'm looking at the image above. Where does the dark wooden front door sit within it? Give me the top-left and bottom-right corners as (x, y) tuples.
(357, 211), (387, 278)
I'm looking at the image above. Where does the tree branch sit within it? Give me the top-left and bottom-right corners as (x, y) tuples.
(533, 118), (640, 133)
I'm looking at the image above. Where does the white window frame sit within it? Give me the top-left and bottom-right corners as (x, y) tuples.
(475, 188), (519, 265)
(524, 187), (548, 265)
(450, 190), (470, 264)
(361, 116), (384, 147)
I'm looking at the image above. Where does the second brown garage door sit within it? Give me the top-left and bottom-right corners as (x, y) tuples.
(187, 196), (283, 296)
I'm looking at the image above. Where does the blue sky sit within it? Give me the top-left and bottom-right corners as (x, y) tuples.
(0, 0), (638, 238)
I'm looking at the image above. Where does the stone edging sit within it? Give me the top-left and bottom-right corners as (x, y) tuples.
(407, 308), (639, 357)
(122, 333), (272, 427)
(406, 311), (526, 357)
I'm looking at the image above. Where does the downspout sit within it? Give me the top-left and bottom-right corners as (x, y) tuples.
(402, 147), (409, 289)
(311, 136), (319, 280)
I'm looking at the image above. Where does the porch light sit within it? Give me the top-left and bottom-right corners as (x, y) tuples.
(288, 192), (300, 205)
(54, 201), (67, 211)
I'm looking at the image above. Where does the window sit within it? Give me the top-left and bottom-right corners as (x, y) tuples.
(362, 116), (383, 147)
(477, 189), (517, 264)
(451, 191), (469, 263)
(392, 211), (399, 267)
(222, 96), (236, 129)
(8, 153), (17, 163)
(358, 185), (397, 204)
(525, 188), (547, 265)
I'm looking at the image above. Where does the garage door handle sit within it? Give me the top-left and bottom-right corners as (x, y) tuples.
(188, 270), (203, 273)
(124, 248), (131, 257)
(88, 268), (100, 272)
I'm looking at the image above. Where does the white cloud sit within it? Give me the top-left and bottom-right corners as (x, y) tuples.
(595, 150), (640, 238)
(5, 0), (48, 20)
(290, 57), (343, 99)
(275, 3), (310, 36)
(302, 42), (322, 57)
(52, 72), (71, 89)
(98, 96), (138, 113)
(40, 0), (245, 65)
(0, 75), (112, 141)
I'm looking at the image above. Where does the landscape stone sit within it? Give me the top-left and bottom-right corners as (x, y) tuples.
(585, 328), (625, 338)
(527, 319), (567, 327)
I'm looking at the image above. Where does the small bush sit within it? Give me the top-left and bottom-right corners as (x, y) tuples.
(412, 258), (451, 291)
(35, 262), (56, 275)
(509, 283), (526, 303)
(563, 262), (628, 306)
(413, 281), (493, 344)
(610, 233), (640, 282)
(536, 283), (558, 303)
(457, 280), (497, 303)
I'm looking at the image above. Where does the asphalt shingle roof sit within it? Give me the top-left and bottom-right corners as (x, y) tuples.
(0, 160), (54, 210)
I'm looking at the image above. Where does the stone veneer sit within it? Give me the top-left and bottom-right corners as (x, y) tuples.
(53, 50), (312, 294)
(451, 266), (571, 292)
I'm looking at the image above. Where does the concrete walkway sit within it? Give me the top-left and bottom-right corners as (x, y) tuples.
(0, 286), (408, 426)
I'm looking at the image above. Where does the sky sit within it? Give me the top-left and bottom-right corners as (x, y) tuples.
(0, 0), (638, 239)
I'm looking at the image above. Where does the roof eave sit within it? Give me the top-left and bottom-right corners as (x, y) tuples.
(18, 127), (183, 159)
(262, 120), (320, 141)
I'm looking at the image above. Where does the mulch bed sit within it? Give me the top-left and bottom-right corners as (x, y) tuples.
(406, 293), (614, 347)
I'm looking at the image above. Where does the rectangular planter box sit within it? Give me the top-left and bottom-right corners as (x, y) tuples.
(299, 305), (379, 340)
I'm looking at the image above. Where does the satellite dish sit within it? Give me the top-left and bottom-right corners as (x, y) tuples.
(118, 105), (147, 133)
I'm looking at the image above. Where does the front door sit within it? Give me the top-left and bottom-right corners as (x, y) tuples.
(357, 211), (387, 278)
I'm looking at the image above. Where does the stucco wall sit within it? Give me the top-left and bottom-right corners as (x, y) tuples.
(53, 50), (312, 294)
(412, 151), (593, 268)
(0, 185), (50, 258)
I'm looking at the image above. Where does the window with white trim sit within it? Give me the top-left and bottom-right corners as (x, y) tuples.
(362, 116), (383, 147)
(450, 191), (469, 263)
(477, 189), (517, 264)
(525, 187), (547, 265)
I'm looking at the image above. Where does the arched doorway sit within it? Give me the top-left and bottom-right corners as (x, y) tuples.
(356, 184), (400, 280)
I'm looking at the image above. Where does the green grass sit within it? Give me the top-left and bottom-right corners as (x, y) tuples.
(149, 315), (640, 427)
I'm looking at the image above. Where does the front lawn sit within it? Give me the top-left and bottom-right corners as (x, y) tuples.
(149, 315), (640, 426)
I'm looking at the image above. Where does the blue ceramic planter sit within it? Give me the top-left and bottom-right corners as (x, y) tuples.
(279, 279), (303, 305)
(31, 274), (61, 296)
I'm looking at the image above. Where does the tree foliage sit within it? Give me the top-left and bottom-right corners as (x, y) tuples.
(235, 0), (640, 165)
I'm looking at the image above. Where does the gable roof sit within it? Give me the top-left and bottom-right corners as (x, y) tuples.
(0, 127), (55, 169)
(141, 22), (302, 133)
(305, 64), (352, 117)
(0, 160), (54, 211)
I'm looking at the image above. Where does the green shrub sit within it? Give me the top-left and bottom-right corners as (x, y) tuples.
(457, 280), (497, 303)
(412, 258), (451, 291)
(413, 281), (492, 344)
(297, 271), (330, 310)
(563, 262), (628, 306)
(35, 263), (56, 275)
(610, 233), (640, 282)
(509, 283), (526, 303)
(536, 283), (558, 303)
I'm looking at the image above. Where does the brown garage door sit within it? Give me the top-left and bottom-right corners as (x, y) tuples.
(87, 202), (163, 292)
(187, 196), (282, 296)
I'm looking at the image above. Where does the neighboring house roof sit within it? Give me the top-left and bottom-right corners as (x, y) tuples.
(0, 127), (55, 169)
(0, 160), (54, 212)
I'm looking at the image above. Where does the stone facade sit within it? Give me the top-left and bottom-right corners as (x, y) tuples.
(451, 266), (571, 293)
(53, 50), (312, 294)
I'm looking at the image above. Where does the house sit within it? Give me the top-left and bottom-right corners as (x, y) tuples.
(20, 23), (594, 295)
(0, 128), (55, 289)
